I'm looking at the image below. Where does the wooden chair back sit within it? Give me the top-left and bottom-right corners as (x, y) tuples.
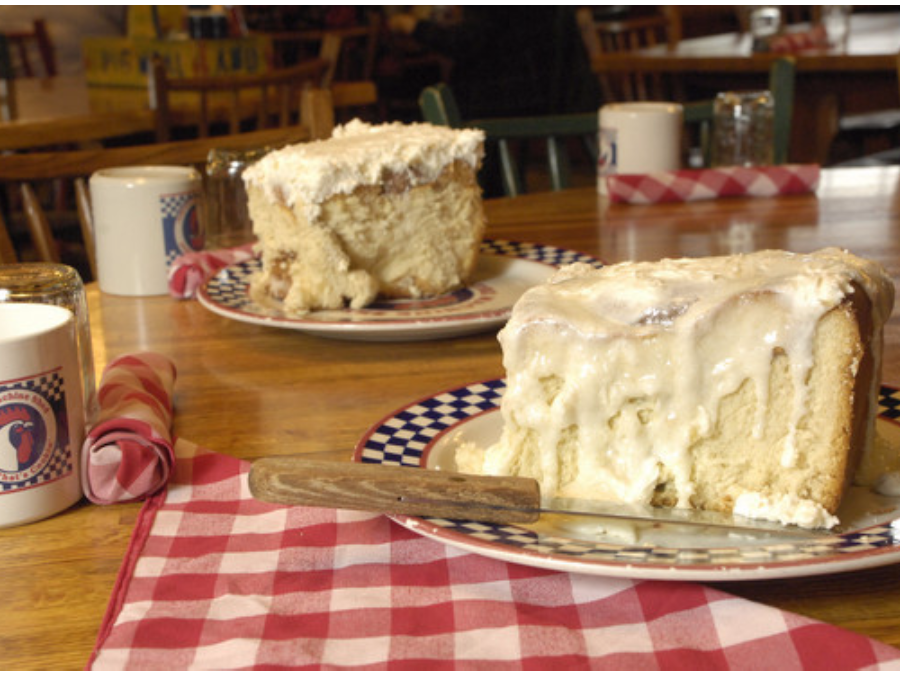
(420, 83), (598, 198)
(576, 9), (680, 102)
(0, 211), (17, 264)
(265, 15), (381, 84)
(0, 111), (329, 276)
(0, 35), (16, 122)
(2, 18), (56, 78)
(322, 19), (381, 84)
(149, 57), (330, 142)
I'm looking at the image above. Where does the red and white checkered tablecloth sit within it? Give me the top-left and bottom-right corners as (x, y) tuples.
(87, 439), (900, 670)
(606, 165), (820, 205)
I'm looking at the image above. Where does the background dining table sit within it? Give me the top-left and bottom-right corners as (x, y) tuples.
(4, 72), (375, 136)
(3, 165), (900, 668)
(591, 11), (900, 165)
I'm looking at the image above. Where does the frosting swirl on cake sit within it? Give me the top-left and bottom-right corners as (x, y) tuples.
(243, 120), (485, 219)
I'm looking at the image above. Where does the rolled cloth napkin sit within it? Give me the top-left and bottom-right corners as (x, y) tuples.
(81, 353), (177, 505)
(168, 243), (255, 299)
(605, 164), (820, 205)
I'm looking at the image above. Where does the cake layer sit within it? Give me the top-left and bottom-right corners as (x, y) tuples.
(244, 120), (484, 216)
(461, 248), (895, 528)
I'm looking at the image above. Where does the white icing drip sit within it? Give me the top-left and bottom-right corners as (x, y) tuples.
(477, 248), (895, 522)
(733, 491), (839, 529)
(242, 119), (485, 222)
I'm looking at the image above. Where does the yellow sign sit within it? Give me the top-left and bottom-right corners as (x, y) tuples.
(83, 36), (272, 87)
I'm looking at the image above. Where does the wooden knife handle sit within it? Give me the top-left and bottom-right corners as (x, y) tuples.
(248, 457), (541, 524)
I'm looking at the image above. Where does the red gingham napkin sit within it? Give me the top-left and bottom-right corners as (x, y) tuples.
(168, 243), (256, 299)
(606, 164), (820, 205)
(81, 353), (176, 505)
(87, 439), (900, 670)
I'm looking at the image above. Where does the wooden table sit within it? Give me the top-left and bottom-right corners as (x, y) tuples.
(4, 167), (900, 668)
(3, 73), (376, 145)
(591, 12), (900, 164)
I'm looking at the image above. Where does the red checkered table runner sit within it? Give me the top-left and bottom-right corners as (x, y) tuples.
(87, 439), (900, 670)
(606, 165), (820, 205)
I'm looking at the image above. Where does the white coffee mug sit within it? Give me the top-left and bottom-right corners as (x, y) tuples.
(598, 102), (684, 194)
(90, 166), (205, 296)
(0, 304), (84, 527)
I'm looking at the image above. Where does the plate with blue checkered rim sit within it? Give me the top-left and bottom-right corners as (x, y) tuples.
(198, 240), (599, 341)
(354, 381), (900, 581)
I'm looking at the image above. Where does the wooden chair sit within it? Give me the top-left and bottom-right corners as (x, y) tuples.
(325, 18), (381, 83)
(2, 18), (56, 78)
(420, 83), (598, 198)
(265, 16), (382, 85)
(0, 34), (14, 260)
(0, 212), (16, 264)
(0, 35), (16, 122)
(576, 8), (682, 102)
(0, 94), (333, 276)
(149, 57), (330, 142)
(254, 20), (381, 122)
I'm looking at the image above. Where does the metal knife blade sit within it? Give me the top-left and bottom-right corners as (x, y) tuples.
(395, 494), (833, 538)
(248, 456), (835, 539)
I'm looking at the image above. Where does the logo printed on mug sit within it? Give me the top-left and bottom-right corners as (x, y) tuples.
(161, 191), (204, 267)
(0, 368), (72, 491)
(597, 127), (618, 175)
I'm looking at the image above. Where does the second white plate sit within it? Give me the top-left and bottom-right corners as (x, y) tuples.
(198, 240), (599, 341)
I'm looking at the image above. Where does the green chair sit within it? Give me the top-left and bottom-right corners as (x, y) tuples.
(420, 83), (598, 197)
(419, 56), (796, 197)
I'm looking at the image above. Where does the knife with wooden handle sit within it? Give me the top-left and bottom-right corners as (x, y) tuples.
(248, 456), (833, 537)
(249, 456), (542, 523)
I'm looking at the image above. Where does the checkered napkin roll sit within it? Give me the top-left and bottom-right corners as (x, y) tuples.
(80, 353), (176, 505)
(168, 243), (255, 299)
(87, 440), (900, 670)
(606, 164), (820, 205)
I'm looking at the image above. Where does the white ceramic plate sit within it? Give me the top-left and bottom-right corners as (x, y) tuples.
(354, 380), (900, 581)
(198, 240), (598, 341)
